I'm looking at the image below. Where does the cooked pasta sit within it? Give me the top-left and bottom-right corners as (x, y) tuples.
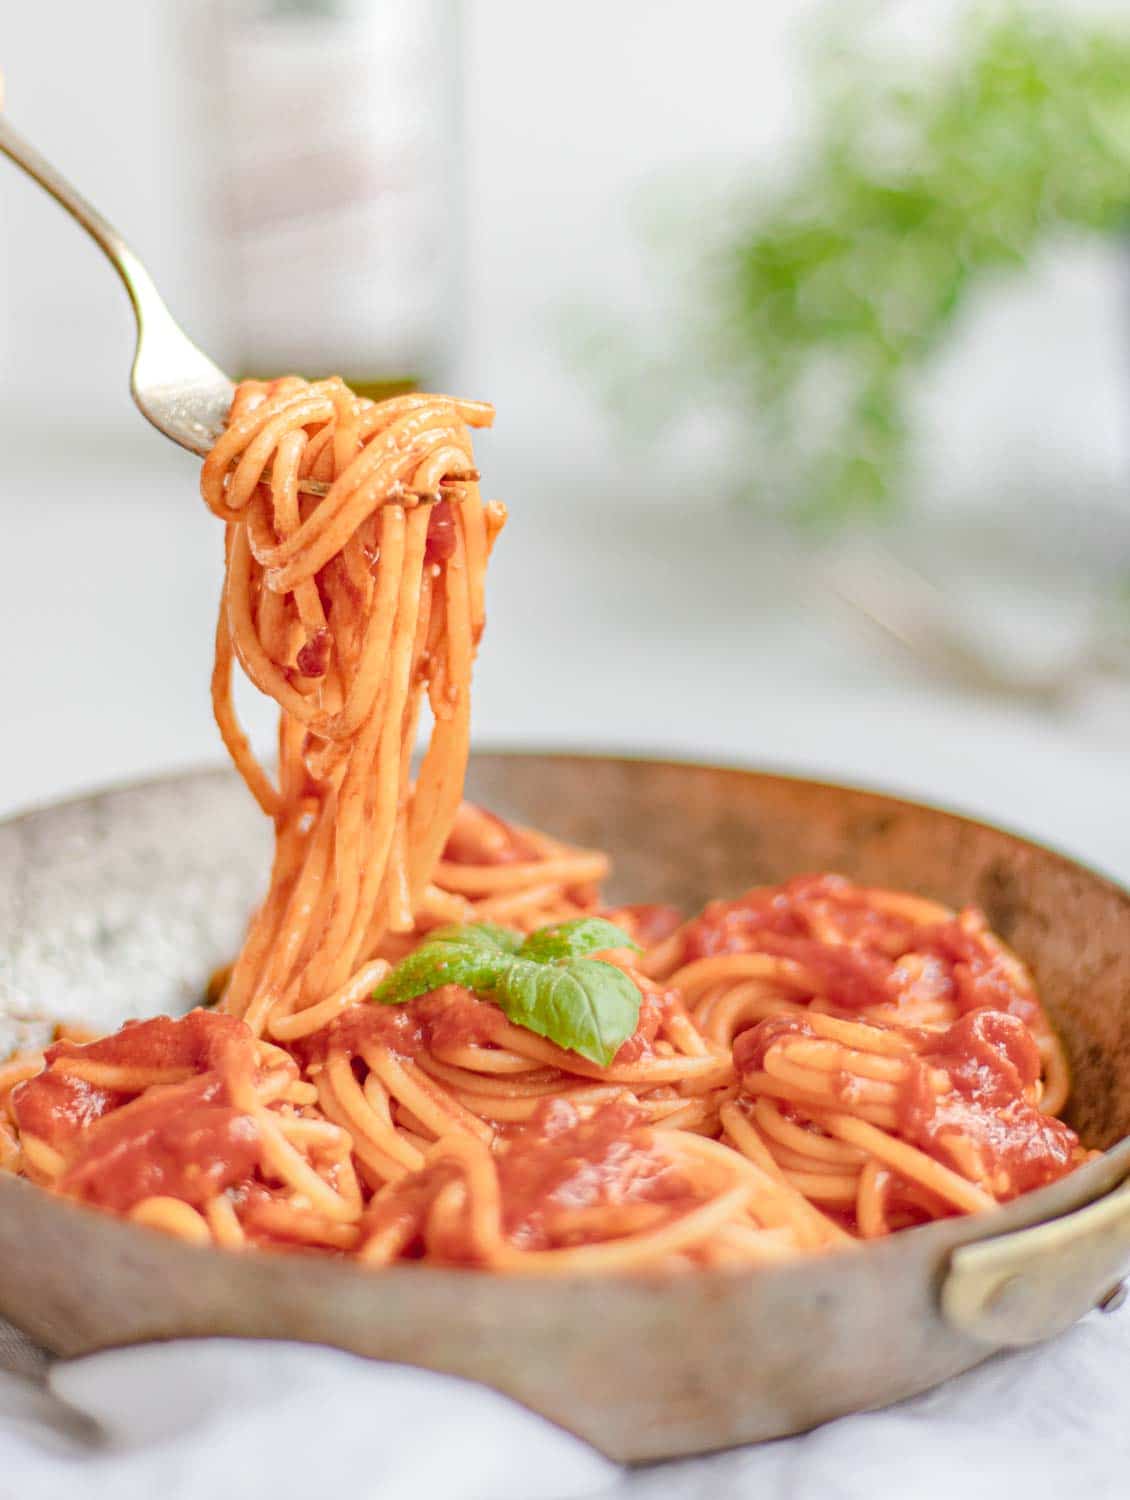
(0, 378), (1087, 1271)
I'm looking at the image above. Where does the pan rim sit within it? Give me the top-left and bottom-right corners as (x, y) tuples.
(4, 742), (1125, 899)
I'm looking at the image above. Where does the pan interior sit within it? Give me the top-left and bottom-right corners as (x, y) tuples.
(1, 753), (1128, 1148)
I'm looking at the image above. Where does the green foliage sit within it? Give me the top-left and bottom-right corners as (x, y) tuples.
(583, 6), (1130, 524)
(372, 919), (642, 1066)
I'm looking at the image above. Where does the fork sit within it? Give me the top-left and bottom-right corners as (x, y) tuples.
(0, 115), (468, 504)
(0, 114), (234, 459)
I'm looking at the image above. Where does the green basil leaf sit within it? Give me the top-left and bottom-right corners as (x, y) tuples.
(372, 943), (509, 1006)
(493, 957), (641, 1067)
(518, 917), (639, 965)
(425, 922), (523, 955)
(370, 919), (642, 1065)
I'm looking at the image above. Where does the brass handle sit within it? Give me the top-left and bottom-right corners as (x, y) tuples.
(942, 1173), (1130, 1344)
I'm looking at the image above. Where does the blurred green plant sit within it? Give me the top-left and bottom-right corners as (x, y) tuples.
(577, 5), (1130, 524)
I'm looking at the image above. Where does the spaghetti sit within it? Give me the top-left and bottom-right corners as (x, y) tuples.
(0, 378), (1088, 1272)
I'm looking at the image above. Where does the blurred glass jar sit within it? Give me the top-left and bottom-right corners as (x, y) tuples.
(207, 0), (461, 397)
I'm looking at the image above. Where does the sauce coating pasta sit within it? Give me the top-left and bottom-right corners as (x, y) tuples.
(0, 379), (1087, 1270)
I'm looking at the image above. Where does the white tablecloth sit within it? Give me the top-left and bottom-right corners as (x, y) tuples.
(1, 1309), (1127, 1500)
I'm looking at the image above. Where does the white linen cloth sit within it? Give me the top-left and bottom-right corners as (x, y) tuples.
(0, 1307), (1127, 1500)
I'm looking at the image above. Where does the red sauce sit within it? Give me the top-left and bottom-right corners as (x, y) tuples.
(327, 980), (673, 1070)
(750, 933), (896, 1009)
(734, 1007), (1078, 1199)
(681, 875), (917, 961)
(325, 986), (503, 1062)
(679, 877), (1038, 1025)
(611, 983), (674, 1063)
(441, 805), (539, 866)
(295, 627), (331, 678)
(901, 1010), (1077, 1197)
(48, 1010), (250, 1073)
(495, 1098), (691, 1250)
(11, 1012), (253, 1152)
(59, 1076), (260, 1211)
(11, 1070), (122, 1152)
(11, 1011), (262, 1211)
(424, 499), (457, 564)
(915, 917), (1039, 1025)
(732, 1013), (819, 1077)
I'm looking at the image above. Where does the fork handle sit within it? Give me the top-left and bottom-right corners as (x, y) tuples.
(0, 114), (165, 336)
(0, 112), (234, 456)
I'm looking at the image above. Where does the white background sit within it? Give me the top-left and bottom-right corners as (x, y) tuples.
(1, 0), (1129, 883)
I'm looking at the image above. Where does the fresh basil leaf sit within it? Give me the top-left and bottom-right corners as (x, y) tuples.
(425, 922), (523, 955)
(371, 919), (642, 1066)
(494, 957), (641, 1067)
(372, 943), (506, 1006)
(518, 917), (639, 965)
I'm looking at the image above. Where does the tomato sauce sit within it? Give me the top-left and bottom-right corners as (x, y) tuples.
(734, 1007), (1078, 1199)
(681, 875), (918, 961)
(496, 1098), (691, 1250)
(732, 1013), (820, 1077)
(423, 498), (457, 564)
(325, 979), (673, 1069)
(45, 1010), (249, 1073)
(441, 805), (539, 866)
(611, 983), (674, 1063)
(359, 1098), (695, 1263)
(679, 877), (1039, 1025)
(11, 1070), (123, 1153)
(295, 627), (331, 678)
(914, 918), (1039, 1025)
(12, 1012), (253, 1150)
(11, 1011), (261, 1211)
(324, 986), (504, 1062)
(901, 1010), (1077, 1197)
(59, 1076), (260, 1211)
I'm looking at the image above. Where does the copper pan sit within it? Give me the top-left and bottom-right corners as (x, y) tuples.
(1, 752), (1129, 1462)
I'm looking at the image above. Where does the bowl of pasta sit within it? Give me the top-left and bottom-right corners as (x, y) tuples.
(2, 378), (1129, 1460)
(1, 750), (1129, 1462)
